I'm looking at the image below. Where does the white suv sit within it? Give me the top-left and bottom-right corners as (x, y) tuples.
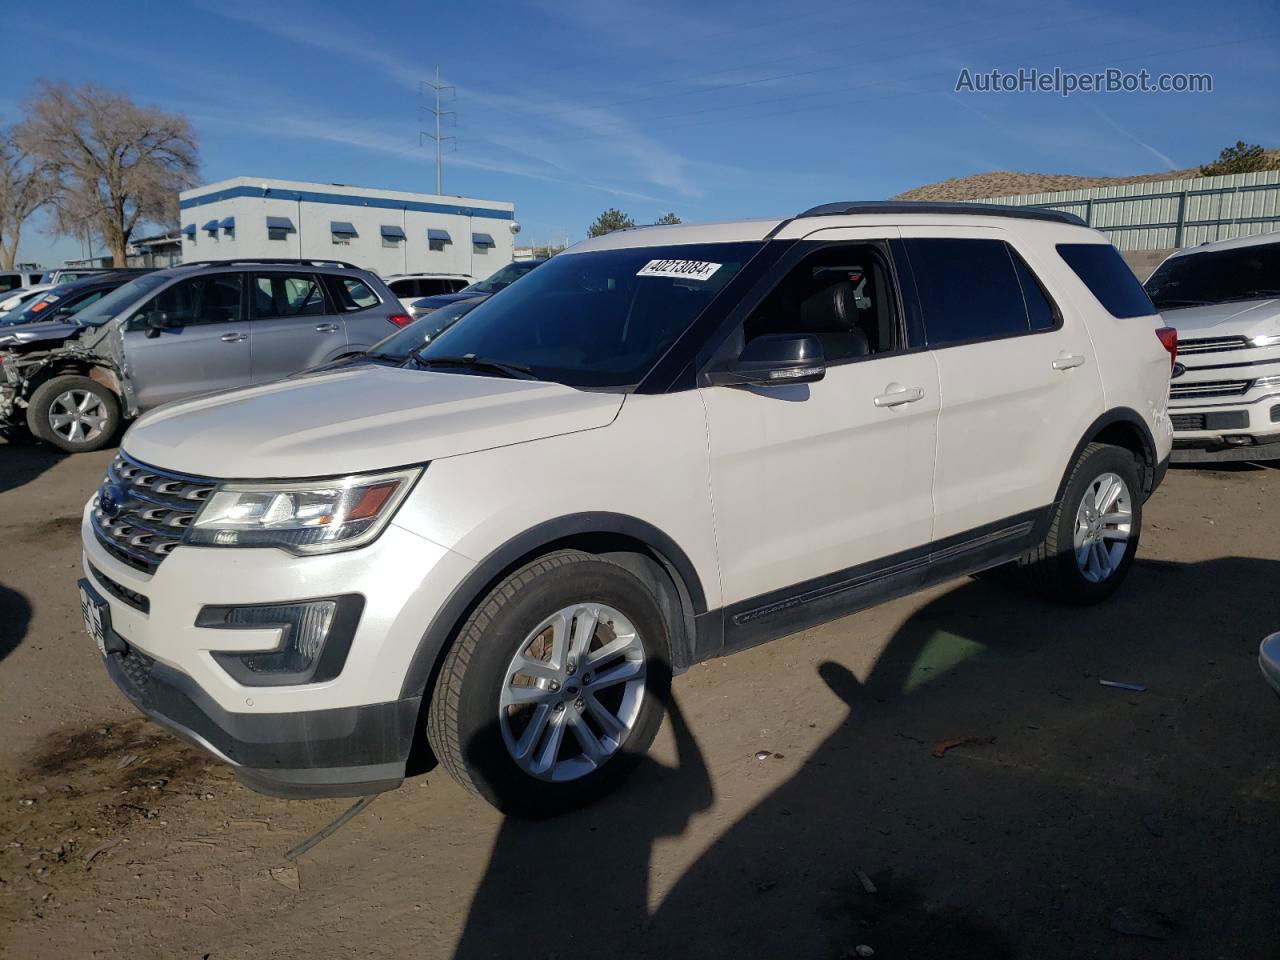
(78, 202), (1174, 815)
(1144, 232), (1280, 462)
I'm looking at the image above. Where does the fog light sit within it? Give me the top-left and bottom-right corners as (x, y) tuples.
(199, 595), (364, 686)
(1224, 435), (1255, 446)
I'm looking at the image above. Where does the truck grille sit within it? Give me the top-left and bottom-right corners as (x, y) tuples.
(1170, 413), (1206, 431)
(91, 454), (216, 573)
(1169, 379), (1253, 400)
(1177, 335), (1252, 355)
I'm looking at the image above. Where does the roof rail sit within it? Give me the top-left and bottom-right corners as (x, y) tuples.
(796, 200), (1087, 226)
(177, 258), (362, 269)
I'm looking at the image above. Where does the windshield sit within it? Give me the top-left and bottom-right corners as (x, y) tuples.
(75, 274), (167, 326)
(461, 259), (543, 295)
(1145, 241), (1280, 309)
(367, 299), (483, 358)
(415, 242), (761, 388)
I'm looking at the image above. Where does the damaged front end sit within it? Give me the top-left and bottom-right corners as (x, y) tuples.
(0, 323), (131, 436)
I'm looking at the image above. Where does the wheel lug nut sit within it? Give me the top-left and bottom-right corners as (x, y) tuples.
(582, 673), (592, 684)
(549, 681), (560, 692)
(554, 702), (565, 713)
(575, 698), (584, 710)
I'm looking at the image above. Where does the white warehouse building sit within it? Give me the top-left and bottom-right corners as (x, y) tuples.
(178, 177), (517, 279)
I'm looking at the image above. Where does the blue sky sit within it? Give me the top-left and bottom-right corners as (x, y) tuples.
(8, 0), (1279, 266)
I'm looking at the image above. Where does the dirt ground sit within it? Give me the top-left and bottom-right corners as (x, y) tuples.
(1, 439), (1277, 960)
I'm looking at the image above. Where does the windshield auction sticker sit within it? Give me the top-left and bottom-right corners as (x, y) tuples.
(636, 259), (723, 281)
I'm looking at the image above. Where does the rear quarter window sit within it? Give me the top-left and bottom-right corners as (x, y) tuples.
(1056, 243), (1155, 318)
(323, 275), (382, 312)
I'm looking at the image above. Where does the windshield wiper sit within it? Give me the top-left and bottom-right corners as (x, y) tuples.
(409, 352), (538, 380)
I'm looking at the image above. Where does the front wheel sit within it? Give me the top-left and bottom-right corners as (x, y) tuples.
(1015, 443), (1142, 605)
(26, 375), (120, 453)
(426, 551), (671, 817)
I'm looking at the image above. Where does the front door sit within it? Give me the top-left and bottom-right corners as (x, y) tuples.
(122, 272), (251, 410)
(700, 228), (939, 637)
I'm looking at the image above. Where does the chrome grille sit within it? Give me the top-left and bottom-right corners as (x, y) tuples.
(1169, 379), (1253, 400)
(91, 454), (215, 572)
(1178, 335), (1252, 355)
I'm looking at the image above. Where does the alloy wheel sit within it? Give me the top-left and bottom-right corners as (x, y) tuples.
(1073, 471), (1133, 583)
(498, 603), (647, 782)
(48, 390), (108, 444)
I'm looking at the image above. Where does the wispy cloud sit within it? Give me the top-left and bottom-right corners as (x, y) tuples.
(195, 0), (708, 199)
(1087, 104), (1179, 170)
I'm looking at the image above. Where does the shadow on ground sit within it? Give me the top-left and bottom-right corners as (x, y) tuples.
(0, 583), (33, 663)
(0, 439), (66, 496)
(452, 557), (1280, 960)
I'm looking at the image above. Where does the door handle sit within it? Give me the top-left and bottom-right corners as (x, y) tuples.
(315, 323), (340, 333)
(219, 332), (248, 343)
(873, 384), (925, 408)
(1052, 353), (1086, 370)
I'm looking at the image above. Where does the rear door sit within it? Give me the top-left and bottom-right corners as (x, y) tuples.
(122, 273), (252, 410)
(324, 273), (398, 351)
(247, 271), (345, 383)
(899, 227), (1104, 546)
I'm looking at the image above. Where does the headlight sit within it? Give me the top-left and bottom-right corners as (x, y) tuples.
(188, 467), (421, 554)
(411, 305), (436, 318)
(1252, 333), (1280, 348)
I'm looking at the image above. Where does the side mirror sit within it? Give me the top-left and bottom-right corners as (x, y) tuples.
(144, 311), (172, 338)
(704, 333), (826, 388)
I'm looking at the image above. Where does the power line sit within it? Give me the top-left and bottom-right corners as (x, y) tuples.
(420, 66), (456, 195)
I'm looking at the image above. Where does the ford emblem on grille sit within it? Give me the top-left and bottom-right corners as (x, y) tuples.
(1171, 362), (1186, 379)
(98, 483), (127, 519)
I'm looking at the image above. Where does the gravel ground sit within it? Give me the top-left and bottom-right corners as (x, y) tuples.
(1, 439), (1277, 960)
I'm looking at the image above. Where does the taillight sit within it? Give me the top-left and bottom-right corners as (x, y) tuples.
(1155, 326), (1178, 371)
(388, 312), (412, 328)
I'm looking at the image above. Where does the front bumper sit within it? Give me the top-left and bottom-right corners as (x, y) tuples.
(104, 642), (420, 797)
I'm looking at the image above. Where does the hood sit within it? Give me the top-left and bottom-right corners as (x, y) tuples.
(0, 320), (83, 348)
(412, 291), (487, 310)
(123, 364), (624, 479)
(1159, 298), (1279, 335)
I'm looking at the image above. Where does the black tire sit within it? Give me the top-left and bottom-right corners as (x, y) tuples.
(426, 550), (671, 817)
(1014, 442), (1142, 605)
(26, 375), (120, 453)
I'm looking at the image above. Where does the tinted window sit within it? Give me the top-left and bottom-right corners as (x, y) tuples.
(325, 276), (381, 312)
(1144, 241), (1280, 309)
(462, 260), (542, 295)
(254, 274), (326, 318)
(1057, 243), (1155, 318)
(0, 276), (19, 294)
(1010, 251), (1058, 331)
(387, 279), (417, 297)
(131, 275), (242, 329)
(417, 242), (759, 389)
(419, 279), (449, 296)
(744, 243), (900, 362)
(906, 238), (1029, 346)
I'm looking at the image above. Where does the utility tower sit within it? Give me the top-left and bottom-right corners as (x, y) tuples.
(420, 67), (456, 196)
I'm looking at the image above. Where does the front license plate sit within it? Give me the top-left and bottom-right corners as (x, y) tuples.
(78, 580), (109, 656)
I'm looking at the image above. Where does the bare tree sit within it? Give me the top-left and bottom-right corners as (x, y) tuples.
(20, 82), (198, 265)
(0, 126), (57, 270)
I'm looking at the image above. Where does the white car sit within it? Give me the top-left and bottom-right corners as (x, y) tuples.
(382, 273), (472, 312)
(0, 283), (54, 320)
(79, 202), (1173, 815)
(1145, 232), (1280, 462)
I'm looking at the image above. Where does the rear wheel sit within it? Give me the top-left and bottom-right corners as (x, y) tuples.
(426, 551), (671, 817)
(1014, 443), (1142, 605)
(26, 375), (120, 453)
